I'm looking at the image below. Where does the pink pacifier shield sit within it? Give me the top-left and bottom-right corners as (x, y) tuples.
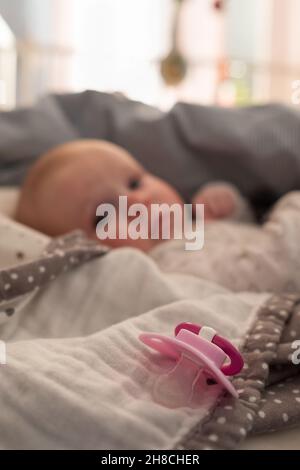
(139, 324), (243, 398)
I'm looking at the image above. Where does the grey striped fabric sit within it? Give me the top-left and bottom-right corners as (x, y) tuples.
(1, 91), (300, 215)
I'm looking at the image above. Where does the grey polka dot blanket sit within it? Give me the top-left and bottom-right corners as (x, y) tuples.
(178, 294), (300, 449)
(0, 217), (299, 449)
(0, 229), (108, 325)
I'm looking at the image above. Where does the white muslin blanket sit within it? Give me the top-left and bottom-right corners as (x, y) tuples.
(150, 192), (300, 293)
(0, 213), (268, 449)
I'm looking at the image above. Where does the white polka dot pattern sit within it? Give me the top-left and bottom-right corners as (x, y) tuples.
(179, 294), (300, 450)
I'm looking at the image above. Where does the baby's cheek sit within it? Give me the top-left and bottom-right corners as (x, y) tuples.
(88, 225), (158, 252)
(98, 236), (158, 252)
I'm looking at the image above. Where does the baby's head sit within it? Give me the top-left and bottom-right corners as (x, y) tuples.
(16, 140), (183, 251)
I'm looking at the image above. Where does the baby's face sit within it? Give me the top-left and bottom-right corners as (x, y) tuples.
(20, 141), (183, 251)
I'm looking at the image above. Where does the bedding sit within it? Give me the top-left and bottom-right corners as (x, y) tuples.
(0, 211), (49, 327)
(240, 427), (300, 450)
(0, 187), (19, 218)
(0, 212), (299, 449)
(150, 191), (300, 294)
(1, 92), (300, 448)
(182, 294), (300, 449)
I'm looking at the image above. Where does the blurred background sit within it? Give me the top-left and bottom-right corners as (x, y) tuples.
(0, 0), (299, 111)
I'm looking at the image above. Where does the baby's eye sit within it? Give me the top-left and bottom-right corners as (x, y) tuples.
(128, 178), (141, 190)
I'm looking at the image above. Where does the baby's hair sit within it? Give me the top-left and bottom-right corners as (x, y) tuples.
(16, 143), (73, 228)
(15, 139), (134, 231)
(24, 140), (110, 192)
(16, 140), (98, 229)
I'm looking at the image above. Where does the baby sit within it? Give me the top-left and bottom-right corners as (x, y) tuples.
(15, 139), (300, 293)
(16, 139), (248, 252)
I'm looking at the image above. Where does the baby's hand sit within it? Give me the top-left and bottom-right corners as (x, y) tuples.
(192, 183), (238, 221)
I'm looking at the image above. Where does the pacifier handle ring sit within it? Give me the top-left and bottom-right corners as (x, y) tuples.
(174, 322), (244, 376)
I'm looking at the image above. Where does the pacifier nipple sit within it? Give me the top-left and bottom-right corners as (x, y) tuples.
(153, 355), (205, 408)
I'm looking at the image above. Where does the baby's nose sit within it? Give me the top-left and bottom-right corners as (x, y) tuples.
(127, 191), (151, 207)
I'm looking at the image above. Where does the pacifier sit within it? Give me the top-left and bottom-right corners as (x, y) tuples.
(139, 322), (244, 407)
